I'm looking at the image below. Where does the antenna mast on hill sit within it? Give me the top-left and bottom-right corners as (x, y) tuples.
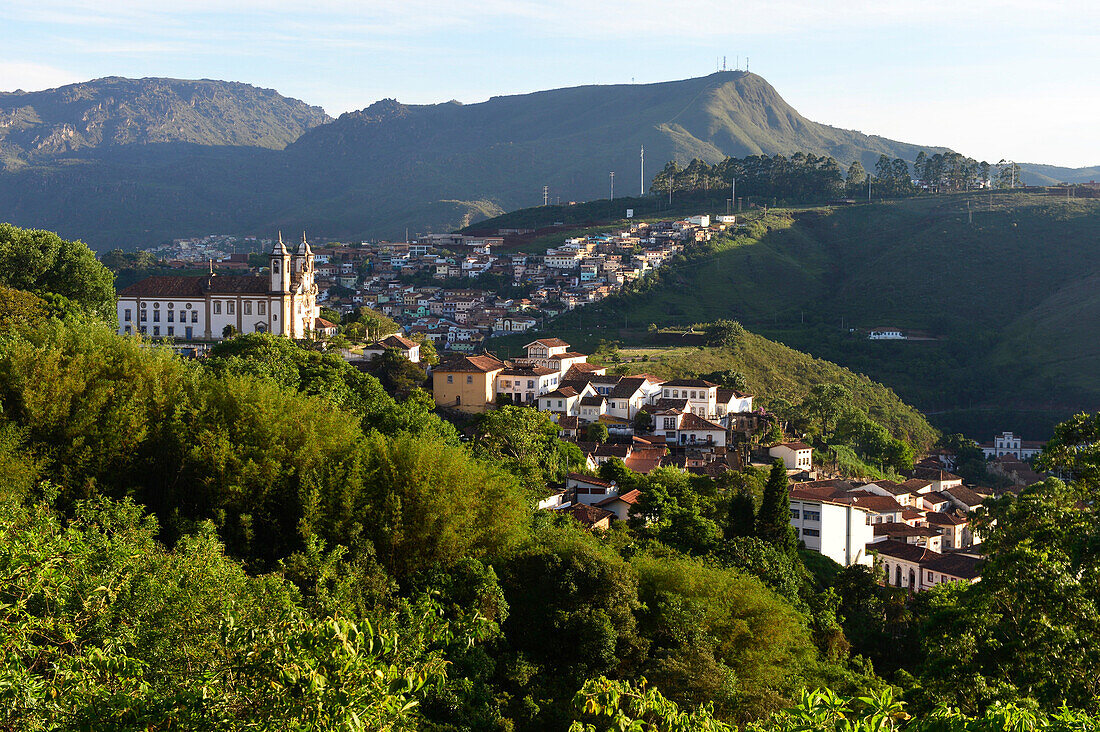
(543, 185), (549, 206)
(640, 146), (645, 196)
(746, 57), (749, 71)
(723, 56), (727, 71)
(610, 171), (615, 201)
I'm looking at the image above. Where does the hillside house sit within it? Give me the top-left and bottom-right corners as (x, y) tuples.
(789, 487), (875, 567)
(980, 431), (1044, 460)
(432, 355), (506, 412)
(769, 442), (813, 471)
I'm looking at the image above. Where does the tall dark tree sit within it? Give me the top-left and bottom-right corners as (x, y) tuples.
(725, 484), (757, 539)
(756, 460), (797, 554)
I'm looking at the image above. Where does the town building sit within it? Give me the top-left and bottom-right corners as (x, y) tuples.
(789, 486), (875, 566)
(769, 442), (813, 471)
(980, 431), (1044, 460)
(432, 354), (506, 412)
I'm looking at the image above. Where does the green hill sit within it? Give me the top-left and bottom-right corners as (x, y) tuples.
(488, 189), (1100, 439)
(0, 72), (946, 249)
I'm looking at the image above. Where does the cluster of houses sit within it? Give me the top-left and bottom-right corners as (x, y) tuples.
(434, 337), (760, 475)
(312, 218), (715, 353)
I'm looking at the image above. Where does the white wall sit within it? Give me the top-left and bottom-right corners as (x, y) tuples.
(791, 499), (874, 566)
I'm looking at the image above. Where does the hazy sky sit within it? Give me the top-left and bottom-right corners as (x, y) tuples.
(2, 0), (1097, 167)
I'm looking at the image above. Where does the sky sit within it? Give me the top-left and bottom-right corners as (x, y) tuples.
(1, 0), (1098, 168)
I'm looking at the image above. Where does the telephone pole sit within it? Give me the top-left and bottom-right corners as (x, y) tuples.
(609, 171), (615, 202)
(640, 146), (645, 196)
(543, 185), (549, 206)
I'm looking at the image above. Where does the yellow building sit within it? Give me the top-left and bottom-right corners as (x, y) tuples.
(432, 354), (506, 412)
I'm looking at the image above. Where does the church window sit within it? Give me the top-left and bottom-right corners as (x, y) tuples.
(139, 326), (147, 335)
(153, 310), (160, 323)
(213, 301), (222, 315)
(124, 309), (131, 322)
(447, 375), (453, 384)
(244, 301), (252, 315)
(153, 326), (160, 336)
(227, 301), (235, 315)
(167, 327), (174, 337)
(273, 261), (280, 273)
(191, 311), (198, 323)
(167, 302), (173, 309)
(466, 376), (473, 384)
(140, 310), (147, 322)
(258, 302), (266, 315)
(167, 311), (174, 323)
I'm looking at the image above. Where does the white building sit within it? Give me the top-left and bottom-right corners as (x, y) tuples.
(659, 379), (719, 418)
(868, 327), (905, 340)
(117, 233), (319, 341)
(980, 431), (1043, 460)
(770, 442), (813, 471)
(789, 489), (875, 566)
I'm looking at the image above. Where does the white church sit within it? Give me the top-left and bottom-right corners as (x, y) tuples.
(117, 234), (321, 341)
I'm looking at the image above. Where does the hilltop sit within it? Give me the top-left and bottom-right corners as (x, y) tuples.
(0, 72), (946, 248)
(484, 189), (1100, 438)
(0, 77), (330, 166)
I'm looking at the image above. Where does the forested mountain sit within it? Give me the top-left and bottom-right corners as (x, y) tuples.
(0, 72), (948, 249)
(0, 77), (330, 165)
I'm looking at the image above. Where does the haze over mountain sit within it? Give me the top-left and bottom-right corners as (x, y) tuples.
(0, 70), (1070, 249)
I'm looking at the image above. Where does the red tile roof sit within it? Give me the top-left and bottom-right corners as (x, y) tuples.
(437, 355), (506, 373)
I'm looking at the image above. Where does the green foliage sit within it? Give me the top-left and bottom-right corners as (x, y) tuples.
(0, 495), (453, 731)
(471, 405), (574, 487)
(757, 461), (798, 554)
(587, 422), (610, 444)
(0, 223), (115, 319)
(570, 676), (733, 732)
(1036, 412), (1100, 487)
(705, 319), (746, 348)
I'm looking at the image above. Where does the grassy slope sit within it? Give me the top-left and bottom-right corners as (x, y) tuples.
(485, 190), (1100, 439)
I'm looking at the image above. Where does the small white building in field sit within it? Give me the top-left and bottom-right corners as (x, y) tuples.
(868, 327), (905, 340)
(789, 488), (875, 566)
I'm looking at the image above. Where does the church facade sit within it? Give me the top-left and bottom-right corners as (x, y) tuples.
(116, 234), (320, 341)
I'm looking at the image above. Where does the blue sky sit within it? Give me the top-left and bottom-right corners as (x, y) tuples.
(1, 0), (1097, 167)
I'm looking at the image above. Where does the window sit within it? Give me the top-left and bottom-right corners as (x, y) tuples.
(214, 301), (222, 315)
(557, 400), (563, 408)
(927, 571), (934, 581)
(447, 375), (453, 384)
(804, 510), (821, 522)
(528, 380), (534, 389)
(244, 301), (252, 315)
(802, 528), (820, 537)
(503, 380), (511, 388)
(227, 301), (235, 315)
(153, 310), (160, 322)
(153, 326), (160, 336)
(690, 390), (697, 399)
(259, 302), (266, 315)
(790, 508), (801, 519)
(124, 325), (131, 334)
(663, 417), (677, 429)
(124, 308), (132, 321)
(167, 327), (174, 336)
(191, 311), (198, 323)
(273, 261), (280, 273)
(140, 310), (147, 322)
(167, 311), (174, 323)
(139, 326), (147, 335)
(672, 390), (679, 398)
(466, 376), (472, 384)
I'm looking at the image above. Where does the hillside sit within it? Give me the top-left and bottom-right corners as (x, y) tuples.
(491, 189), (1100, 439)
(489, 327), (937, 452)
(0, 72), (946, 249)
(0, 77), (330, 166)
(1019, 162), (1100, 186)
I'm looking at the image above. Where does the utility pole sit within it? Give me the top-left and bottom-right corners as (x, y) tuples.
(731, 177), (736, 213)
(968, 199), (972, 225)
(543, 185), (549, 206)
(609, 171), (614, 202)
(640, 146), (645, 196)
(868, 175), (872, 202)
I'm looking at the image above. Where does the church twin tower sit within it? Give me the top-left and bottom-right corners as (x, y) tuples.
(270, 231), (314, 294)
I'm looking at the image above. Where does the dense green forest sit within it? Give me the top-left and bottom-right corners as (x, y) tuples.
(3, 223), (1100, 729)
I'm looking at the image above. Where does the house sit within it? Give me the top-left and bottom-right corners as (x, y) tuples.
(868, 327), (905, 340)
(789, 487), (875, 566)
(567, 473), (618, 505)
(655, 412), (728, 448)
(518, 338), (590, 375)
(980, 431), (1044, 460)
(556, 502), (614, 530)
(538, 386), (586, 416)
(594, 489), (642, 522)
(910, 467), (964, 492)
(432, 354), (506, 412)
(360, 334), (421, 363)
(313, 317), (338, 337)
(659, 379), (718, 417)
(117, 233), (320, 340)
(925, 512), (969, 550)
(860, 480), (919, 507)
(873, 522), (943, 552)
(769, 442), (813, 471)
(942, 485), (986, 513)
(872, 540), (981, 591)
(496, 366), (559, 405)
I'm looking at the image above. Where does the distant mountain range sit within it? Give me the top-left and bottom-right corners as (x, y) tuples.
(0, 73), (1091, 248)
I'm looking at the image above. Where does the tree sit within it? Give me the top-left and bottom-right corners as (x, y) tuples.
(586, 422), (609, 444)
(724, 479), (757, 540)
(756, 460), (797, 554)
(221, 323), (238, 339)
(700, 369), (748, 392)
(703, 319), (745, 348)
(798, 383), (854, 442)
(355, 307), (401, 342)
(845, 161), (867, 194)
(364, 348), (427, 398)
(0, 223), (115, 319)
(1036, 411), (1100, 487)
(472, 406), (569, 487)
